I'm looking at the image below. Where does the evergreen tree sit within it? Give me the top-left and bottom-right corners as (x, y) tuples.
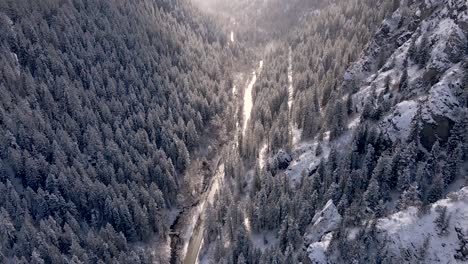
(397, 184), (422, 210)
(399, 64), (409, 92)
(364, 176), (381, 211)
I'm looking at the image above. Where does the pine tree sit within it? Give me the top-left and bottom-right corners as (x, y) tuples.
(444, 145), (462, 186)
(428, 173), (444, 203)
(434, 206), (451, 236)
(237, 253), (246, 264)
(397, 184), (422, 210)
(408, 37), (417, 62)
(315, 142), (323, 156)
(330, 100), (346, 140)
(346, 94), (353, 115)
(397, 167), (412, 192)
(384, 75), (391, 94)
(416, 33), (430, 66)
(286, 218), (302, 250)
(364, 176), (381, 210)
(399, 66), (408, 92)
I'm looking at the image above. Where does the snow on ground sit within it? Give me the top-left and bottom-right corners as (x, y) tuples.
(258, 142), (268, 170)
(287, 46), (294, 111)
(379, 62), (465, 141)
(347, 116), (360, 130)
(322, 131), (330, 142)
(291, 126), (302, 147)
(230, 31), (234, 43)
(207, 164), (225, 204)
(251, 231), (279, 251)
(378, 186), (468, 263)
(422, 63), (465, 123)
(286, 117), (356, 184)
(244, 216), (252, 234)
(151, 237), (171, 263)
(181, 164), (225, 260)
(286, 140), (322, 184)
(307, 232), (333, 264)
(379, 99), (419, 141)
(242, 61), (264, 136)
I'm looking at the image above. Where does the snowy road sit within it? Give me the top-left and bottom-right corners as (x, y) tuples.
(288, 46), (301, 147)
(183, 163), (224, 264)
(242, 61), (264, 136)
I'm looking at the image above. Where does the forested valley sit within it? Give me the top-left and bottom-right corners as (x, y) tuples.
(0, 0), (467, 264)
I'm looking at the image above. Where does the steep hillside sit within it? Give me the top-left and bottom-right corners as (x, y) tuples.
(299, 0), (468, 262)
(0, 0), (231, 263)
(344, 0), (467, 149)
(199, 0), (467, 263)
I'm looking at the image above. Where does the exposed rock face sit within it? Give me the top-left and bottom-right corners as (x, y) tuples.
(455, 227), (468, 261)
(342, 0), (467, 147)
(303, 0), (467, 261)
(267, 149), (292, 171)
(276, 150), (292, 170)
(305, 200), (342, 264)
(305, 200), (342, 244)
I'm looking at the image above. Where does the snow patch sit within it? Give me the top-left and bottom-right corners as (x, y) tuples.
(422, 63), (465, 123)
(251, 231), (279, 251)
(378, 187), (468, 263)
(258, 142), (267, 170)
(347, 116), (360, 130)
(307, 232), (333, 264)
(379, 100), (418, 141)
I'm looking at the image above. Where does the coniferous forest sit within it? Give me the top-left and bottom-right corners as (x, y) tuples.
(0, 0), (467, 263)
(0, 0), (233, 262)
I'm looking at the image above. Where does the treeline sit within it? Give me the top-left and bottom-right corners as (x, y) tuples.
(0, 0), (231, 262)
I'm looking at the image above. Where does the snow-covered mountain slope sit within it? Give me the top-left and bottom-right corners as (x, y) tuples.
(377, 186), (468, 263)
(286, 1), (467, 262)
(344, 0), (467, 147)
(284, 0), (467, 184)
